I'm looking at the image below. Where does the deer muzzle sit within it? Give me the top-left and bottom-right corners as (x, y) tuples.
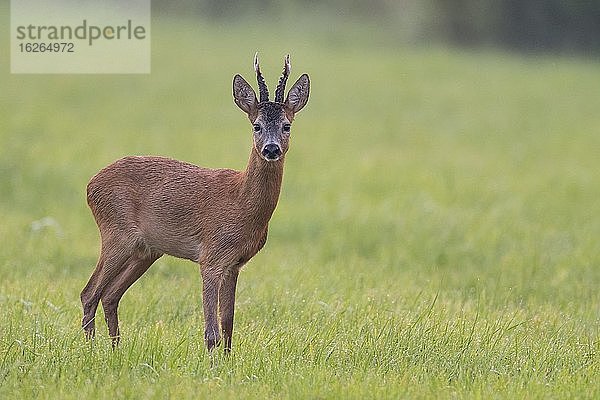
(261, 143), (282, 161)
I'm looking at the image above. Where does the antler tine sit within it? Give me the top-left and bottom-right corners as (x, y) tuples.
(274, 54), (291, 103)
(254, 52), (269, 103)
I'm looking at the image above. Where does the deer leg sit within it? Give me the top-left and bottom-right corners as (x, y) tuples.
(201, 265), (223, 351)
(101, 250), (161, 347)
(80, 240), (136, 341)
(81, 254), (106, 340)
(219, 268), (240, 353)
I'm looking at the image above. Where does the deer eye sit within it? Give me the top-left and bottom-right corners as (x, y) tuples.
(253, 124), (261, 132)
(283, 124), (291, 133)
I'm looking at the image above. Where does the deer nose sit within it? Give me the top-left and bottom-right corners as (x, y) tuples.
(262, 144), (282, 160)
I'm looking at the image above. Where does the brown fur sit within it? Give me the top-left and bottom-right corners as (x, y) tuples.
(80, 56), (310, 352)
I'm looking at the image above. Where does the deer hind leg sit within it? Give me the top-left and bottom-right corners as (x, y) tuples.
(80, 237), (137, 341)
(219, 267), (240, 353)
(81, 254), (106, 340)
(101, 248), (161, 347)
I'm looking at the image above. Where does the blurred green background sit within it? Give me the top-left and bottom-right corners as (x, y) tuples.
(156, 0), (600, 53)
(1, 1), (599, 399)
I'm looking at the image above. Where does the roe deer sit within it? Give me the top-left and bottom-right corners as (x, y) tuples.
(80, 54), (310, 351)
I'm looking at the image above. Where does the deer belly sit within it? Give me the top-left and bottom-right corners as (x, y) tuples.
(143, 230), (202, 262)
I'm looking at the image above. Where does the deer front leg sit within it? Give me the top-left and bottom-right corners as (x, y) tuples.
(219, 267), (240, 353)
(201, 265), (222, 351)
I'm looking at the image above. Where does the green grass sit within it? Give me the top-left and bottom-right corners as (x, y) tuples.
(1, 17), (600, 399)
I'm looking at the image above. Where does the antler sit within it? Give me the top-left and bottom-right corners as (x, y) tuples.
(254, 52), (269, 103)
(274, 54), (291, 103)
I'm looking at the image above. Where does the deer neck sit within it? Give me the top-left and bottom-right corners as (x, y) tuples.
(239, 147), (284, 227)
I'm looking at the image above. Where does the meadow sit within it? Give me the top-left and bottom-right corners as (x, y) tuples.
(1, 17), (599, 399)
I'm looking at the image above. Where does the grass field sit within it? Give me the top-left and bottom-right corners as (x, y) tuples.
(1, 17), (600, 399)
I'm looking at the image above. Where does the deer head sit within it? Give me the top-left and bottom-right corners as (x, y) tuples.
(233, 54), (310, 162)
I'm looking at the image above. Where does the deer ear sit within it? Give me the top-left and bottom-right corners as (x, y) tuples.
(233, 74), (258, 116)
(285, 74), (310, 115)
